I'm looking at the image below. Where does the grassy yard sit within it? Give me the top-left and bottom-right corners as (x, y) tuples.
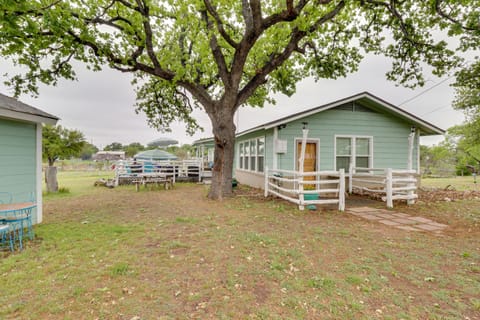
(422, 175), (480, 191)
(1, 172), (479, 319)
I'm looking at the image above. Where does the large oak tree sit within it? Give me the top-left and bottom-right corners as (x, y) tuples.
(43, 124), (85, 192)
(0, 0), (474, 199)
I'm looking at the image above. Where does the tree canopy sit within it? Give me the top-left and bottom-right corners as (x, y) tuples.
(43, 124), (86, 166)
(42, 124), (85, 192)
(104, 142), (124, 151)
(1, 0), (477, 198)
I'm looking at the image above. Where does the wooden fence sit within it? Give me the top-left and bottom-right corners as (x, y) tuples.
(114, 159), (203, 185)
(264, 167), (345, 211)
(348, 165), (417, 208)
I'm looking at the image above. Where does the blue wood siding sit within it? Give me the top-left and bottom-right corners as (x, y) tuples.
(0, 118), (38, 219)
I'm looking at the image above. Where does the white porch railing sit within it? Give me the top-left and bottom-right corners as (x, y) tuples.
(114, 159), (203, 185)
(264, 167), (345, 211)
(348, 165), (418, 208)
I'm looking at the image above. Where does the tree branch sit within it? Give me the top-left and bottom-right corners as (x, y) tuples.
(434, 0), (479, 32)
(237, 0), (346, 107)
(201, 9), (230, 89)
(203, 0), (239, 49)
(135, 0), (161, 71)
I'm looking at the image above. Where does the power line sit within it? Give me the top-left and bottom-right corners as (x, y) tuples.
(419, 104), (451, 116)
(398, 75), (455, 106)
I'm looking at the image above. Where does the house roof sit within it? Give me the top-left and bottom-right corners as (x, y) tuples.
(237, 91), (444, 138)
(0, 93), (59, 125)
(192, 137), (215, 146)
(134, 149), (178, 161)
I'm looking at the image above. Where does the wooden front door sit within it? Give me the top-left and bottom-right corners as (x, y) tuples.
(297, 141), (317, 183)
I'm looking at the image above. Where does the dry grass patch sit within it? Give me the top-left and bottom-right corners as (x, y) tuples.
(1, 180), (479, 319)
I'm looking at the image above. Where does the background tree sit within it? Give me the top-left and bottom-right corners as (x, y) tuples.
(166, 144), (194, 160)
(448, 125), (480, 174)
(43, 125), (86, 192)
(1, 0), (474, 199)
(123, 142), (145, 158)
(80, 142), (99, 160)
(103, 142), (124, 151)
(420, 139), (457, 177)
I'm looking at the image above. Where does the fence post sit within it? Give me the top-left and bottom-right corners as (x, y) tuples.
(339, 169), (345, 211)
(386, 168), (393, 208)
(264, 166), (269, 198)
(198, 159), (202, 182)
(407, 172), (415, 205)
(298, 171), (305, 211)
(172, 163), (176, 184)
(348, 163), (353, 193)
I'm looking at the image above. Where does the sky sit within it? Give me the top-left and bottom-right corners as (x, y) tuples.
(0, 53), (465, 149)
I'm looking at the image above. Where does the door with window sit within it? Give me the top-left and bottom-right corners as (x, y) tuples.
(296, 141), (318, 183)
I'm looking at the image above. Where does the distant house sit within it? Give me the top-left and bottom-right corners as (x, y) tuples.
(0, 93), (59, 224)
(194, 92), (444, 189)
(92, 151), (126, 161)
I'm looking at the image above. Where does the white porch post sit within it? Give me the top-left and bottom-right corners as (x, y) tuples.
(273, 127), (278, 170)
(415, 129), (421, 174)
(298, 125), (309, 210)
(339, 169), (345, 211)
(386, 168), (393, 208)
(407, 129), (415, 171)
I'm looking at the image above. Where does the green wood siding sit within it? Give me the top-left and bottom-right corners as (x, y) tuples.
(235, 102), (420, 173)
(0, 118), (37, 219)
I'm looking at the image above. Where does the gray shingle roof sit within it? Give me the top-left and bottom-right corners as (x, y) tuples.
(0, 93), (59, 121)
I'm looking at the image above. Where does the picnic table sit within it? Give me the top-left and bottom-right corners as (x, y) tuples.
(132, 173), (172, 191)
(0, 202), (36, 250)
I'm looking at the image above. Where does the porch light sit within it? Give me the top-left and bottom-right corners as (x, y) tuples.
(302, 122), (308, 130)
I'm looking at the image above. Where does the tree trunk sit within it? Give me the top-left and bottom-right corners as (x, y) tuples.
(45, 166), (58, 193)
(208, 110), (236, 200)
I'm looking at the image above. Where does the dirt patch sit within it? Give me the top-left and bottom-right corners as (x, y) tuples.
(5, 183), (479, 320)
(418, 188), (480, 202)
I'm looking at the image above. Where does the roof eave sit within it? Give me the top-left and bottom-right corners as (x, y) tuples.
(358, 94), (445, 135)
(0, 108), (59, 125)
(250, 91), (444, 136)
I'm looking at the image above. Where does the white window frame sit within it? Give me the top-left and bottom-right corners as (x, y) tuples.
(334, 135), (373, 171)
(237, 136), (265, 173)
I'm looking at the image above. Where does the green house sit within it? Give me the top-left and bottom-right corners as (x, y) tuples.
(0, 93), (58, 224)
(194, 92), (443, 189)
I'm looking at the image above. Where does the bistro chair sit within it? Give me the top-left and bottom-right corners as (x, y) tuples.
(0, 224), (14, 252)
(0, 192), (36, 250)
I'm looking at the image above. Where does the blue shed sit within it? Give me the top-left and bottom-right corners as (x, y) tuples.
(0, 93), (58, 224)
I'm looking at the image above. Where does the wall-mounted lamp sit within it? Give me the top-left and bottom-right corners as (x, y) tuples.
(302, 122), (308, 130)
(411, 125), (416, 133)
(278, 124), (287, 130)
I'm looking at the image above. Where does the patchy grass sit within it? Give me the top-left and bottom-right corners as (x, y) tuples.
(43, 170), (114, 199)
(422, 176), (479, 191)
(1, 174), (479, 319)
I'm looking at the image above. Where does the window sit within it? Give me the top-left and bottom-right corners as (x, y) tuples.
(250, 139), (256, 171)
(239, 142), (244, 169)
(238, 137), (265, 173)
(257, 137), (265, 172)
(355, 138), (370, 168)
(336, 137), (351, 171)
(335, 136), (372, 171)
(244, 141), (250, 170)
